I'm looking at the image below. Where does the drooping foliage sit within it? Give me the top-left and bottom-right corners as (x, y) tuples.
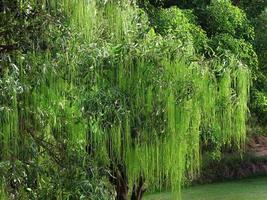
(56, 0), (250, 196)
(0, 0), (252, 199)
(148, 0), (267, 185)
(0, 1), (113, 199)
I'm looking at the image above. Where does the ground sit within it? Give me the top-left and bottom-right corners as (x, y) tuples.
(144, 177), (267, 200)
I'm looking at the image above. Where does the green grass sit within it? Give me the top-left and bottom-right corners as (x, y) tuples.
(144, 177), (267, 200)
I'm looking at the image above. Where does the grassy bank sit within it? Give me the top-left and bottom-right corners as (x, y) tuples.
(144, 177), (267, 200)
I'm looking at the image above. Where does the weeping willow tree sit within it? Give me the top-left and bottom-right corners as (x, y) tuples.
(0, 0), (250, 200)
(58, 1), (250, 199)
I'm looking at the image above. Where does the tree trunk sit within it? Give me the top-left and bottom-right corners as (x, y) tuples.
(110, 164), (146, 200)
(130, 177), (146, 200)
(111, 164), (128, 200)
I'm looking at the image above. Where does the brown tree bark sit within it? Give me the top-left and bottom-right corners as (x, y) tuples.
(109, 163), (147, 200)
(110, 164), (129, 200)
(130, 177), (146, 200)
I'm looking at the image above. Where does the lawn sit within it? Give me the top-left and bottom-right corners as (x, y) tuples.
(144, 177), (267, 200)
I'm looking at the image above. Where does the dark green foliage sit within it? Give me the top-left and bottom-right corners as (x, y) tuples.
(151, 7), (208, 55)
(0, 1), (114, 199)
(248, 8), (267, 126)
(233, 0), (267, 18)
(0, 150), (113, 199)
(206, 0), (254, 41)
(209, 34), (258, 71)
(251, 90), (267, 125)
(147, 0), (211, 8)
(254, 9), (267, 72)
